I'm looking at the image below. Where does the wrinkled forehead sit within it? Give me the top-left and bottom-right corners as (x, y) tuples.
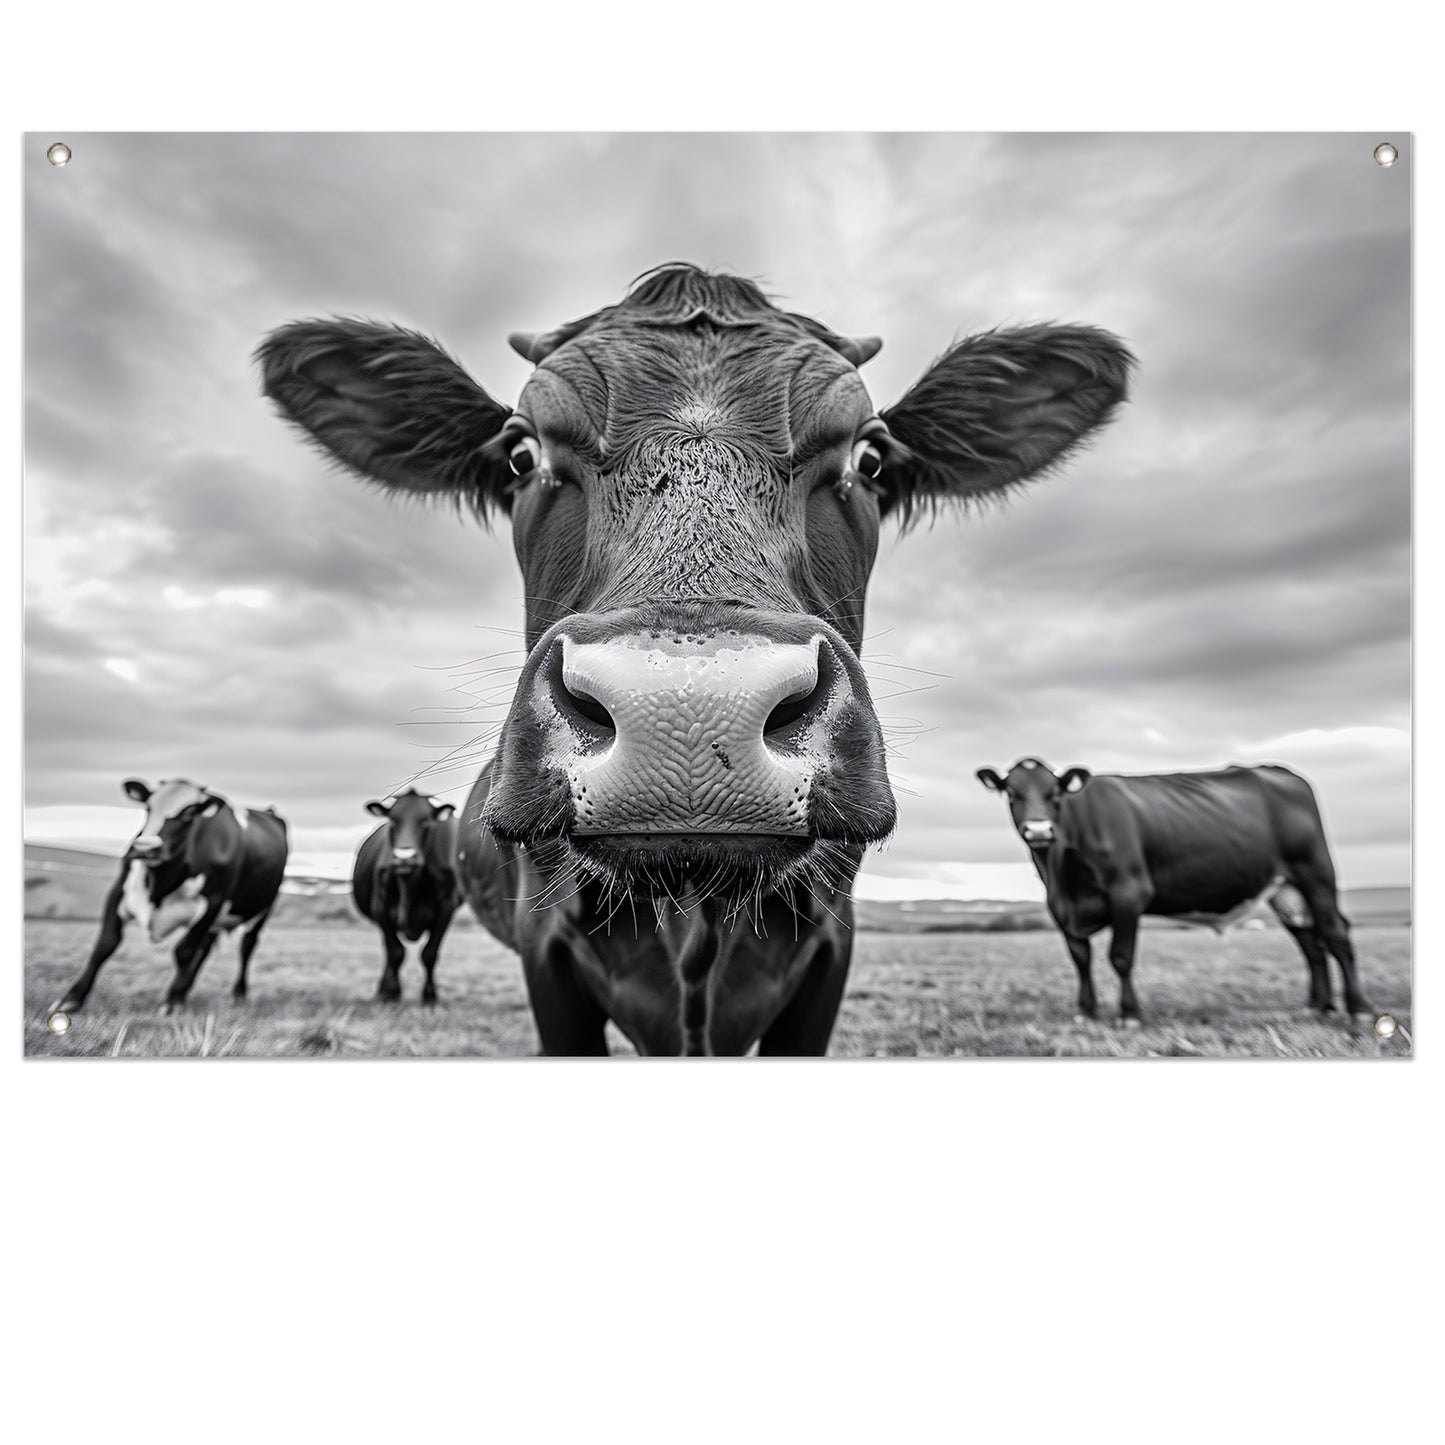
(1005, 759), (1059, 796)
(517, 322), (873, 457)
(144, 779), (210, 821)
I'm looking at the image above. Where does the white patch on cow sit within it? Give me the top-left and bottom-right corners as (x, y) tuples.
(119, 860), (154, 931)
(132, 778), (211, 848)
(230, 803), (249, 830)
(1270, 882), (1313, 929)
(1174, 875), (1286, 935)
(148, 875), (209, 944)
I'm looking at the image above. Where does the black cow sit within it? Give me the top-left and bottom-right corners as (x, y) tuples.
(56, 777), (289, 1014)
(976, 757), (1372, 1021)
(261, 264), (1132, 1054)
(352, 790), (460, 1004)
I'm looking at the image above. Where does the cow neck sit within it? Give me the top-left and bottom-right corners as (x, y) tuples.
(144, 847), (192, 898)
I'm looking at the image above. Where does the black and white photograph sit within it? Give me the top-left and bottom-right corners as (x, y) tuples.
(23, 132), (1411, 1057)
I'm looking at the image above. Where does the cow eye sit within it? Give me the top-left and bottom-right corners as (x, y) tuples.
(849, 439), (883, 481)
(508, 436), (542, 477)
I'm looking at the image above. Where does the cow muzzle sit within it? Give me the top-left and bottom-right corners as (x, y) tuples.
(553, 631), (834, 834)
(483, 611), (897, 856)
(1019, 820), (1055, 848)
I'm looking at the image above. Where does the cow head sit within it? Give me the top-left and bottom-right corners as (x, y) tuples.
(121, 777), (220, 865)
(262, 266), (1131, 903)
(976, 758), (1092, 851)
(365, 789), (455, 874)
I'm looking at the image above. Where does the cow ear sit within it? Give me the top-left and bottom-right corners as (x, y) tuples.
(258, 319), (514, 518)
(365, 800), (390, 818)
(879, 325), (1134, 523)
(433, 803), (457, 820)
(975, 768), (1006, 793)
(122, 778), (151, 803)
(1059, 767), (1092, 793)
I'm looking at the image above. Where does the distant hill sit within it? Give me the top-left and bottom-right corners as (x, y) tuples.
(24, 844), (1408, 932)
(855, 898), (1054, 933)
(22, 843), (397, 928)
(857, 886), (1411, 933)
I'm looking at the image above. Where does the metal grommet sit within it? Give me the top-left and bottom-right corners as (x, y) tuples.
(1373, 142), (1399, 168)
(47, 1009), (73, 1035)
(46, 142), (72, 167)
(1373, 1013), (1398, 1039)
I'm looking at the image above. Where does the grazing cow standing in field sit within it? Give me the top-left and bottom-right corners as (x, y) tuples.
(55, 778), (289, 1015)
(975, 758), (1372, 1022)
(352, 790), (460, 1004)
(260, 264), (1133, 1055)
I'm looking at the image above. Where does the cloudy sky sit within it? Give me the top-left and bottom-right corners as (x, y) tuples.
(24, 133), (1410, 898)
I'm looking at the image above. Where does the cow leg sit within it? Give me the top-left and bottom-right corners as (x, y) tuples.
(1303, 891), (1371, 1016)
(232, 909), (272, 1001)
(56, 880), (126, 1012)
(419, 907), (455, 1006)
(376, 924), (405, 1002)
(1290, 869), (1372, 1016)
(522, 939), (609, 1056)
(1063, 933), (1097, 1019)
(1268, 887), (1331, 1011)
(1106, 907), (1143, 1023)
(163, 925), (218, 1013)
(1286, 926), (1333, 1012)
(758, 941), (849, 1057)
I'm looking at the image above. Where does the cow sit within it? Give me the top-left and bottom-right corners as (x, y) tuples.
(975, 757), (1372, 1022)
(55, 777), (289, 1015)
(260, 264), (1133, 1054)
(352, 789), (460, 1004)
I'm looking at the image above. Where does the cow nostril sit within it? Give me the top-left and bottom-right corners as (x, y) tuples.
(764, 678), (826, 736)
(764, 647), (836, 739)
(559, 679), (616, 734)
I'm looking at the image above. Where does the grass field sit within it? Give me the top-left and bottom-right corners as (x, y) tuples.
(23, 916), (1412, 1058)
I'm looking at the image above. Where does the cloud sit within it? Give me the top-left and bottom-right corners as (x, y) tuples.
(24, 133), (1410, 891)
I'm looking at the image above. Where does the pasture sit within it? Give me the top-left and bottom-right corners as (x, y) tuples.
(23, 917), (1411, 1058)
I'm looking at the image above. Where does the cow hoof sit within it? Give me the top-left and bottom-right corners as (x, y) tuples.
(421, 992), (438, 1007)
(376, 990), (401, 1004)
(231, 988), (248, 1003)
(160, 1001), (184, 1017)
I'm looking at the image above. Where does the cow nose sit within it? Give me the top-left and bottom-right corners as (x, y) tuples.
(1020, 820), (1054, 844)
(392, 847), (418, 862)
(542, 631), (843, 835)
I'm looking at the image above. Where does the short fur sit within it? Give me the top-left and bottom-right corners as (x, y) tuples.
(261, 265), (1134, 1055)
(977, 759), (1371, 1020)
(57, 779), (289, 1013)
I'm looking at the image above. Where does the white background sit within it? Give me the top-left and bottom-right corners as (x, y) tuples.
(3, 5), (1436, 1442)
